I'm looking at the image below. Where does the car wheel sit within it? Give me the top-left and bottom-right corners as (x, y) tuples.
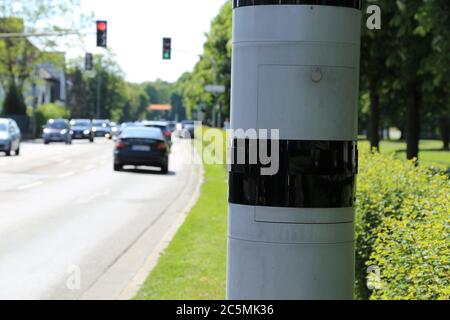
(5, 149), (11, 156)
(44, 140), (49, 145)
(114, 163), (122, 171)
(90, 137), (94, 143)
(161, 164), (168, 174)
(15, 148), (20, 156)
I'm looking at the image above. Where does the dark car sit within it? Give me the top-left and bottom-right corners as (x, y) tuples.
(167, 121), (177, 133)
(141, 121), (172, 144)
(117, 122), (143, 136)
(42, 119), (72, 145)
(114, 127), (170, 174)
(92, 119), (111, 138)
(0, 118), (21, 156)
(70, 119), (94, 142)
(181, 120), (195, 139)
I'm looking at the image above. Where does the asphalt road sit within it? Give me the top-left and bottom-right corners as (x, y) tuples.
(0, 137), (201, 300)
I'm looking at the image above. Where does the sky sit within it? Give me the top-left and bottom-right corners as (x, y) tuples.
(67, 0), (226, 84)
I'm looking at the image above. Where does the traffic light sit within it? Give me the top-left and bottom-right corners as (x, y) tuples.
(85, 53), (93, 71)
(96, 20), (107, 48)
(163, 38), (171, 60)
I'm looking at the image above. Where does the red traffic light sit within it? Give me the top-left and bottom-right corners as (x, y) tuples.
(97, 21), (107, 31)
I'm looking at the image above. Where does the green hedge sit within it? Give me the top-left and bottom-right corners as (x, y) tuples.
(355, 150), (450, 300)
(35, 103), (70, 134)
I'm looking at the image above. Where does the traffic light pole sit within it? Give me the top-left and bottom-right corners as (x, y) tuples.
(96, 57), (102, 119)
(96, 72), (102, 119)
(227, 1), (361, 299)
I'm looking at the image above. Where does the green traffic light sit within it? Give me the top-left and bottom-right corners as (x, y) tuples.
(163, 51), (171, 60)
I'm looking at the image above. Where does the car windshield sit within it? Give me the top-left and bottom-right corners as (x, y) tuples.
(0, 123), (6, 131)
(72, 121), (90, 127)
(48, 122), (67, 129)
(121, 127), (163, 140)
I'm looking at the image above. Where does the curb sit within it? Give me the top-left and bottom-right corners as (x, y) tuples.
(117, 153), (205, 300)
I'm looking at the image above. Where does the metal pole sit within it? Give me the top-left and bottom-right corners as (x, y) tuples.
(96, 74), (101, 119)
(96, 57), (102, 119)
(0, 31), (81, 38)
(227, 1), (362, 300)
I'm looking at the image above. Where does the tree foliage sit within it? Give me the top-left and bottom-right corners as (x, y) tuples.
(2, 80), (26, 115)
(67, 53), (151, 122)
(178, 1), (232, 123)
(361, 0), (450, 159)
(0, 0), (89, 114)
(35, 103), (70, 133)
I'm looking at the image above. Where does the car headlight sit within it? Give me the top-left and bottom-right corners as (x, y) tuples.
(83, 130), (90, 135)
(43, 128), (51, 134)
(92, 127), (97, 132)
(61, 129), (68, 135)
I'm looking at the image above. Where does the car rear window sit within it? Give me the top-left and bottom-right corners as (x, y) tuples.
(121, 127), (163, 140)
(72, 120), (90, 126)
(145, 124), (166, 130)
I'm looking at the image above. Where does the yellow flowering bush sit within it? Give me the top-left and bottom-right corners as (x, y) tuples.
(356, 150), (449, 300)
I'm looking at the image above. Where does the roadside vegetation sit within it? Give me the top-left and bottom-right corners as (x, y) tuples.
(135, 129), (228, 300)
(359, 140), (450, 169)
(33, 103), (70, 134)
(136, 129), (449, 300)
(355, 150), (449, 300)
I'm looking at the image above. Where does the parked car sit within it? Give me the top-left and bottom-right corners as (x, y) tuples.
(114, 126), (170, 174)
(141, 121), (172, 145)
(42, 119), (72, 145)
(92, 119), (111, 138)
(0, 118), (21, 156)
(181, 120), (195, 139)
(70, 119), (94, 142)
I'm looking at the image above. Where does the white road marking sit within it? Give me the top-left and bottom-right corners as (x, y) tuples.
(59, 160), (72, 166)
(75, 189), (111, 205)
(84, 165), (95, 171)
(58, 171), (75, 179)
(16, 181), (44, 191)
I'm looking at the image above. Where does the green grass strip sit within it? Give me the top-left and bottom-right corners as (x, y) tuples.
(135, 161), (228, 300)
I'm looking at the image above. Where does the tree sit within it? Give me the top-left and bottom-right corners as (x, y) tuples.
(178, 1), (232, 123)
(388, 0), (433, 161)
(121, 83), (150, 122)
(416, 0), (450, 150)
(81, 54), (128, 121)
(360, 1), (397, 150)
(0, 0), (89, 113)
(142, 80), (173, 105)
(67, 68), (88, 118)
(2, 81), (26, 115)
